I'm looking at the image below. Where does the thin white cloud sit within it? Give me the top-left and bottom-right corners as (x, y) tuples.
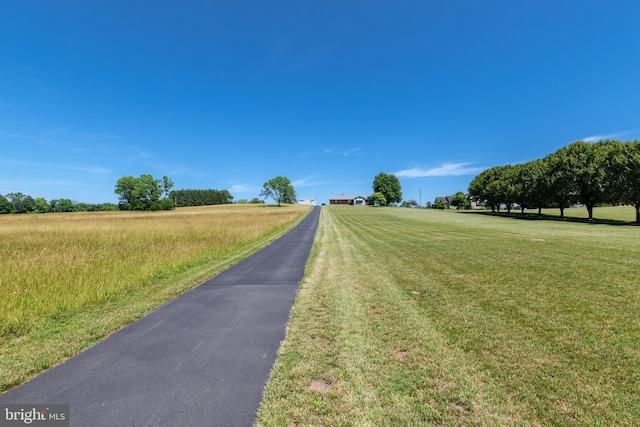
(229, 184), (254, 193)
(0, 130), (43, 142)
(343, 147), (363, 156)
(125, 145), (153, 161)
(582, 131), (635, 143)
(0, 159), (111, 174)
(37, 179), (82, 187)
(292, 175), (334, 187)
(44, 128), (69, 135)
(395, 162), (484, 178)
(322, 147), (362, 156)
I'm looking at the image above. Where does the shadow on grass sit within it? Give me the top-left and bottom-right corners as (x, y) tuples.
(459, 210), (639, 226)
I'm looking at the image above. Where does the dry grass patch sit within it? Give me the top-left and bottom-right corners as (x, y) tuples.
(0, 204), (310, 393)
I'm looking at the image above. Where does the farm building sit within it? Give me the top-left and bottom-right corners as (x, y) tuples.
(329, 194), (369, 206)
(298, 198), (316, 206)
(434, 196), (454, 209)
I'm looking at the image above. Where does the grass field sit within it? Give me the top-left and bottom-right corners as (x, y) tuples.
(0, 204), (310, 393)
(491, 205), (638, 224)
(257, 205), (640, 426)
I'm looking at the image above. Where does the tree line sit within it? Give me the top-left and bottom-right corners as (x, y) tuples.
(170, 189), (234, 207)
(115, 174), (235, 210)
(468, 139), (640, 222)
(1, 174), (236, 215)
(0, 192), (118, 214)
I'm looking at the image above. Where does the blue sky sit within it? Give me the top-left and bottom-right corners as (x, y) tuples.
(2, 1), (639, 205)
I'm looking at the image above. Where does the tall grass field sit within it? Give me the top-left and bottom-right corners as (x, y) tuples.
(257, 206), (640, 426)
(0, 204), (310, 393)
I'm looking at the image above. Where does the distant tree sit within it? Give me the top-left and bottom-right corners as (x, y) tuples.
(450, 192), (471, 210)
(469, 167), (503, 212)
(545, 141), (608, 219)
(0, 195), (11, 214)
(115, 174), (163, 210)
(96, 203), (119, 211)
(545, 148), (576, 218)
(50, 199), (74, 213)
(115, 176), (142, 210)
(170, 189), (233, 207)
(6, 192), (35, 214)
(219, 190), (234, 204)
(370, 192), (386, 206)
(373, 172), (402, 205)
(260, 176), (296, 206)
(492, 165), (517, 213)
(159, 198), (176, 210)
(434, 200), (447, 210)
(612, 140), (640, 222)
(545, 141), (608, 220)
(33, 198), (50, 213)
(162, 176), (175, 199)
(520, 159), (550, 215)
(566, 140), (609, 220)
(249, 198), (264, 204)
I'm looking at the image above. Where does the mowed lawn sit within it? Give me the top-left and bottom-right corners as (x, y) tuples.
(0, 204), (310, 393)
(257, 206), (640, 426)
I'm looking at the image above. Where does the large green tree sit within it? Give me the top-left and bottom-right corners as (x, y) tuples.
(468, 166), (504, 212)
(115, 174), (165, 210)
(372, 172), (402, 205)
(545, 147), (577, 218)
(612, 140), (640, 223)
(567, 140), (609, 220)
(260, 176), (296, 206)
(512, 160), (550, 214)
(492, 165), (517, 213)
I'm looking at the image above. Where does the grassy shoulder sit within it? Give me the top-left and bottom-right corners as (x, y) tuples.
(257, 205), (640, 426)
(0, 204), (310, 394)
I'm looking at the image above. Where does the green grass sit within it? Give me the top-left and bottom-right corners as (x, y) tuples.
(0, 204), (310, 394)
(257, 206), (640, 426)
(479, 205), (638, 225)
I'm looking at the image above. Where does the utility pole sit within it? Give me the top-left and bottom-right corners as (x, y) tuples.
(419, 188), (422, 208)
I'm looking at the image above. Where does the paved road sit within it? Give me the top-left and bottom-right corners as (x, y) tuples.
(1, 206), (320, 427)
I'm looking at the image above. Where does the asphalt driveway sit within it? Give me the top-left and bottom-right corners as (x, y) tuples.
(0, 206), (320, 427)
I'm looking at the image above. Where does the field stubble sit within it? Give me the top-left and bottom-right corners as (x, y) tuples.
(257, 206), (640, 426)
(0, 204), (310, 392)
